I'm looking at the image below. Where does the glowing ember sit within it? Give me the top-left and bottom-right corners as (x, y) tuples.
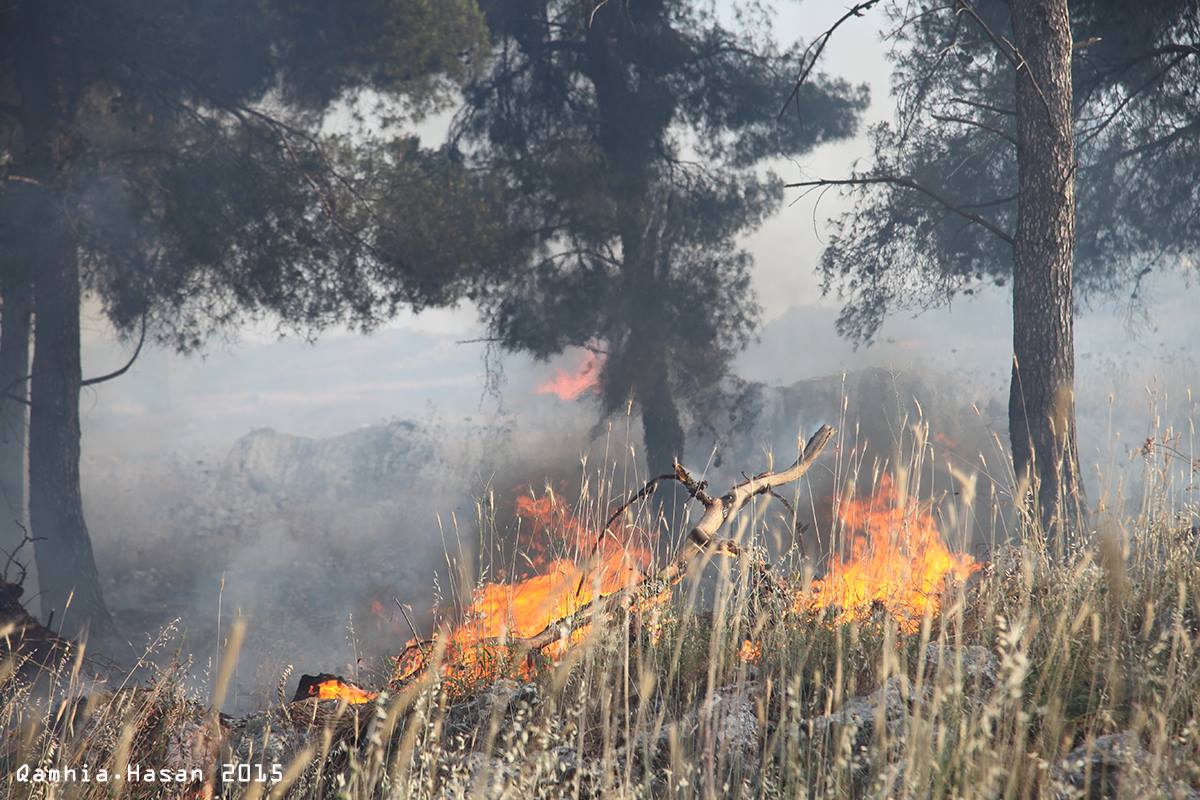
(800, 475), (978, 632)
(536, 351), (603, 400)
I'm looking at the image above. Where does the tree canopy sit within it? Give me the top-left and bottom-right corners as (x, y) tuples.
(2, 0), (492, 346)
(449, 0), (867, 471)
(813, 0), (1200, 344)
(0, 0), (490, 633)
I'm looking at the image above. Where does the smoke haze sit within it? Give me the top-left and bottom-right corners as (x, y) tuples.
(56, 3), (1198, 708)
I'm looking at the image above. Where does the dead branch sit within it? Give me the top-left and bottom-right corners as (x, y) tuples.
(602, 472), (680, 532)
(680, 424), (834, 548)
(930, 113), (1017, 146)
(424, 425), (837, 667)
(952, 0), (1053, 120)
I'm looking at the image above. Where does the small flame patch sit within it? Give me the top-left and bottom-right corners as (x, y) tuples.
(293, 673), (377, 704)
(535, 351), (603, 400)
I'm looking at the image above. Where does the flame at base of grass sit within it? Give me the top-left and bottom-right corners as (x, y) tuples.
(392, 493), (652, 687)
(301, 677), (378, 704)
(799, 475), (979, 632)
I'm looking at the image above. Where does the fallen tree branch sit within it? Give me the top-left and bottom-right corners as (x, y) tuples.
(678, 425), (835, 550)
(602, 472), (680, 532)
(398, 426), (836, 678)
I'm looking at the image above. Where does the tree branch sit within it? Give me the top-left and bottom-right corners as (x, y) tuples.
(399, 426), (837, 678)
(1077, 52), (1192, 148)
(948, 97), (1014, 116)
(520, 427), (833, 652)
(786, 176), (1015, 245)
(953, 0), (1053, 120)
(930, 113), (1017, 145)
(676, 425), (835, 550)
(81, 316), (147, 388)
(1098, 116), (1200, 164)
(779, 0), (881, 119)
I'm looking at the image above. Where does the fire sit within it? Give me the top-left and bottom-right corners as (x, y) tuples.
(800, 475), (978, 632)
(535, 351), (603, 400)
(393, 491), (651, 686)
(386, 466), (977, 691)
(296, 674), (378, 704)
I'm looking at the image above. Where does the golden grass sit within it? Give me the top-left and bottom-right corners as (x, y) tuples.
(2, 408), (1198, 799)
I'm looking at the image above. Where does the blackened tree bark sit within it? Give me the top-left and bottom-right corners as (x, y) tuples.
(0, 279), (33, 571)
(1009, 0), (1082, 535)
(28, 242), (116, 638)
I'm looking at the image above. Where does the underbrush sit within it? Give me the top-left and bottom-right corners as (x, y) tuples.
(2, 418), (1198, 799)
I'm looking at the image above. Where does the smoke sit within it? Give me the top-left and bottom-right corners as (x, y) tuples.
(57, 1), (1197, 708)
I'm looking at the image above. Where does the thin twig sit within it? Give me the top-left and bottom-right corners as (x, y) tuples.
(952, 0), (1053, 120)
(779, 0), (882, 119)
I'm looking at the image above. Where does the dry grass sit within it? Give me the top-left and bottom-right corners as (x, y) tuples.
(2, 408), (1198, 799)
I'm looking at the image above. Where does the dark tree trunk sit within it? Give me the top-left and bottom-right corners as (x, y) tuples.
(0, 280), (34, 583)
(1008, 0), (1082, 538)
(28, 243), (116, 638)
(639, 350), (685, 474)
(15, 1), (115, 639)
(582, 7), (688, 478)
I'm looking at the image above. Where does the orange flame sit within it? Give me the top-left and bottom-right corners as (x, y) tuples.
(535, 351), (603, 400)
(390, 471), (978, 689)
(306, 678), (377, 704)
(800, 475), (978, 632)
(394, 492), (651, 686)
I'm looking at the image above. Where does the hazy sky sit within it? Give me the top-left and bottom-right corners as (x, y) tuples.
(77, 1), (1196, 457)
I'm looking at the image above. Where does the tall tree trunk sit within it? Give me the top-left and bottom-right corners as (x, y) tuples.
(28, 239), (116, 639)
(1008, 0), (1082, 539)
(16, 0), (115, 638)
(0, 280), (34, 590)
(639, 349), (685, 474)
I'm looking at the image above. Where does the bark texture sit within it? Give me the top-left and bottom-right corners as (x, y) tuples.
(1008, 0), (1082, 536)
(640, 362), (686, 474)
